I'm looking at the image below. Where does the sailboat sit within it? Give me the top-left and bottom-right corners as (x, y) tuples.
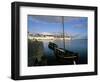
(48, 16), (79, 65)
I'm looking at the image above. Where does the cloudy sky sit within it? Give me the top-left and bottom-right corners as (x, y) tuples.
(28, 15), (88, 39)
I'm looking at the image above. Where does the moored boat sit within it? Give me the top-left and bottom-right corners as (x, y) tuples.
(48, 42), (79, 64)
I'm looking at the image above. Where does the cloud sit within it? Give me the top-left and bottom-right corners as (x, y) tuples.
(28, 15), (87, 24)
(74, 24), (86, 29)
(41, 32), (53, 35)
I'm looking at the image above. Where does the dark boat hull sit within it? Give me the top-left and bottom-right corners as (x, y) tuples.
(48, 42), (79, 64)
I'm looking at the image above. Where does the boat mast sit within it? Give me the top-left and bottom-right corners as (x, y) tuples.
(62, 16), (65, 49)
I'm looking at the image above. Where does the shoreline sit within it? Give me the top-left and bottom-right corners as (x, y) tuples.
(28, 37), (71, 40)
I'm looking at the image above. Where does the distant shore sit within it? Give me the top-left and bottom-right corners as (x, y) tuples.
(28, 36), (71, 40)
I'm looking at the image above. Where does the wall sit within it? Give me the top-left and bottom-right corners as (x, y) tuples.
(0, 0), (99, 82)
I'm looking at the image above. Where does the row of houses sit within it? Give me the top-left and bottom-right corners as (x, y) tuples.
(28, 32), (71, 40)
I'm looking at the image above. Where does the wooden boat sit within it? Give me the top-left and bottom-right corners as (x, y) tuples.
(54, 48), (79, 64)
(48, 42), (79, 64)
(48, 16), (79, 64)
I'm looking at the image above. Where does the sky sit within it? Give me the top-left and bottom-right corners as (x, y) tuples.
(28, 15), (88, 39)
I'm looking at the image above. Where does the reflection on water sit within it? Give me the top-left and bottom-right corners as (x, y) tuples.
(28, 39), (87, 66)
(43, 39), (87, 65)
(65, 39), (87, 64)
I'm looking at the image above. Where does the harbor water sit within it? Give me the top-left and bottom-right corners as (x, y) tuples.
(43, 39), (87, 65)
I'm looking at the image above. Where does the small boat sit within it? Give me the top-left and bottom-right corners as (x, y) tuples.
(48, 42), (79, 64)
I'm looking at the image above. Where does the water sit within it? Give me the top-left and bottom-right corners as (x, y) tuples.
(42, 39), (88, 65)
(65, 39), (87, 64)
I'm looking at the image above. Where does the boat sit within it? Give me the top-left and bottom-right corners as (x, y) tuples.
(48, 42), (79, 64)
